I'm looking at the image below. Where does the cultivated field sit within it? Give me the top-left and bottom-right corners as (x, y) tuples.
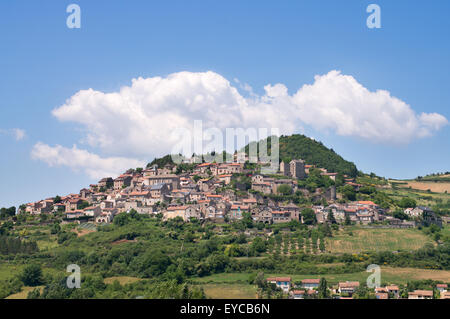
(325, 227), (433, 254)
(390, 180), (450, 193)
(200, 283), (257, 299)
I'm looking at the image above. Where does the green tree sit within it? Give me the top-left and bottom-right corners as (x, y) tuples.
(318, 277), (329, 298)
(301, 208), (316, 225)
(398, 197), (417, 209)
(19, 264), (43, 286)
(277, 184), (293, 196)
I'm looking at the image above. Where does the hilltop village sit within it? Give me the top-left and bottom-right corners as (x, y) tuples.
(22, 153), (442, 229)
(3, 147), (448, 300)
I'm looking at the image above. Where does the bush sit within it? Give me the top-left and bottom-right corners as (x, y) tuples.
(19, 264), (44, 286)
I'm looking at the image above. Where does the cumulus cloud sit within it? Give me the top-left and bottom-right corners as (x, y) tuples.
(0, 128), (26, 141)
(34, 70), (447, 178)
(291, 71), (448, 143)
(31, 142), (145, 179)
(13, 129), (26, 141)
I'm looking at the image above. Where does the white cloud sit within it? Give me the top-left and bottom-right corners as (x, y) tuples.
(0, 128), (26, 141)
(13, 128), (26, 141)
(290, 71), (448, 143)
(31, 142), (145, 179)
(34, 70), (447, 178)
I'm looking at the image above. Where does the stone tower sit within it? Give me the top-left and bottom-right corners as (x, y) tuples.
(289, 159), (306, 179)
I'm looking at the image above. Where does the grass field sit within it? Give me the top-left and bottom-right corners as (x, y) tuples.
(36, 238), (59, 251)
(200, 283), (257, 299)
(103, 276), (143, 285)
(193, 267), (450, 287)
(0, 263), (23, 281)
(6, 286), (44, 299)
(325, 227), (433, 254)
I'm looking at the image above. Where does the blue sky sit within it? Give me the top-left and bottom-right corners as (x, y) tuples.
(0, 0), (449, 208)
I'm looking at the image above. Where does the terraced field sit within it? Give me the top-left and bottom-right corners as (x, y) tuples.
(325, 227), (433, 253)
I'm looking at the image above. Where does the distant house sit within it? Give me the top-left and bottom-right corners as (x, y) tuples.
(143, 174), (180, 191)
(66, 198), (84, 212)
(338, 282), (360, 296)
(289, 160), (306, 179)
(65, 210), (84, 220)
(229, 204), (249, 220)
(436, 284), (448, 294)
(164, 206), (188, 220)
(386, 285), (400, 297)
(150, 183), (170, 198)
(279, 161), (289, 176)
(184, 206), (202, 221)
(83, 206), (101, 219)
(114, 174), (133, 190)
(409, 206), (443, 228)
(376, 292), (389, 299)
(252, 182), (272, 194)
(271, 211), (291, 224)
(266, 277), (291, 293)
(243, 198), (257, 207)
(98, 177), (113, 189)
(218, 174), (233, 185)
(290, 290), (305, 299)
(408, 290), (433, 299)
(252, 209), (272, 224)
(301, 279), (320, 290)
(128, 190), (151, 200)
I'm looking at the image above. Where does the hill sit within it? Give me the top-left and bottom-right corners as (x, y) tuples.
(247, 134), (358, 177)
(146, 134), (358, 177)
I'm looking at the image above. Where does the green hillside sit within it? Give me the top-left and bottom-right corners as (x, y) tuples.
(247, 134), (358, 177)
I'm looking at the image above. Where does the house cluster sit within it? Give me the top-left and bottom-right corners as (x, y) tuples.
(22, 156), (441, 229)
(313, 200), (388, 225)
(403, 206), (443, 227)
(23, 158), (337, 225)
(266, 277), (449, 299)
(20, 158), (382, 226)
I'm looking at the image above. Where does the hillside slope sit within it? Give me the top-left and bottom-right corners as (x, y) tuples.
(247, 134), (358, 177)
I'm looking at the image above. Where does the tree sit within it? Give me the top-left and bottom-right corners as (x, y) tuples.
(344, 214), (351, 225)
(19, 264), (43, 286)
(319, 237), (325, 252)
(277, 184), (293, 196)
(301, 208), (316, 225)
(393, 209), (409, 220)
(341, 185), (356, 201)
(318, 277), (329, 298)
(398, 197), (417, 209)
(113, 212), (130, 226)
(242, 212), (253, 229)
(0, 206), (16, 219)
(251, 237), (267, 254)
(328, 211), (336, 224)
